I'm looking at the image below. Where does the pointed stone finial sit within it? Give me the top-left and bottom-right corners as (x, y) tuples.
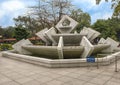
(56, 15), (78, 33)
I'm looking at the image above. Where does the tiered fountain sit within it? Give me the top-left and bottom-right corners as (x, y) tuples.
(2, 15), (120, 67)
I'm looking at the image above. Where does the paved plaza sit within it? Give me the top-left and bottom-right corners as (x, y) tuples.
(0, 53), (120, 85)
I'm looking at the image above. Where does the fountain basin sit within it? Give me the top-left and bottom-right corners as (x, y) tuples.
(52, 34), (86, 45)
(2, 50), (120, 68)
(22, 46), (84, 59)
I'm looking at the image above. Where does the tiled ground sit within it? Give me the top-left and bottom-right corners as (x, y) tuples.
(0, 54), (120, 85)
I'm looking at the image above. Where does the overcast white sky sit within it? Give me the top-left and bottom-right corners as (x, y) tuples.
(0, 0), (113, 27)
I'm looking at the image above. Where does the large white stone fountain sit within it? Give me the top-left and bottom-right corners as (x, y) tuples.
(2, 15), (120, 67)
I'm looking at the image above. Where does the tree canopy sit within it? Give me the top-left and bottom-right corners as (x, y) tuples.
(70, 9), (91, 32)
(14, 26), (29, 41)
(0, 26), (15, 39)
(14, 16), (41, 37)
(28, 0), (73, 28)
(14, 0), (91, 34)
(92, 18), (120, 41)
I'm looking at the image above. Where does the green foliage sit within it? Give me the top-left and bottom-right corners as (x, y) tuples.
(0, 44), (12, 51)
(3, 26), (15, 38)
(14, 16), (42, 37)
(92, 20), (108, 38)
(113, 2), (120, 16)
(14, 26), (29, 41)
(0, 26), (15, 39)
(70, 9), (91, 32)
(92, 18), (120, 41)
(0, 27), (4, 36)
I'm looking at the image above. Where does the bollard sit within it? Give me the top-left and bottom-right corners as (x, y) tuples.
(97, 55), (99, 69)
(115, 56), (118, 72)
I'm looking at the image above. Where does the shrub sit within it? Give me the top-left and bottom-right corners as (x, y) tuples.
(0, 44), (13, 51)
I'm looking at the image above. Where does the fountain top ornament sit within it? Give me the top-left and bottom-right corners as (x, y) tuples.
(55, 15), (78, 33)
(12, 15), (120, 59)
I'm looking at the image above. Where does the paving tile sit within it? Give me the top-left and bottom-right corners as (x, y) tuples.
(22, 80), (41, 85)
(0, 77), (12, 84)
(109, 77), (120, 83)
(56, 70), (71, 75)
(100, 70), (115, 76)
(84, 72), (98, 78)
(0, 81), (20, 85)
(65, 72), (81, 78)
(38, 71), (56, 76)
(0, 70), (13, 75)
(45, 80), (64, 85)
(35, 76), (53, 83)
(83, 82), (96, 85)
(56, 76), (74, 82)
(74, 69), (87, 75)
(89, 78), (108, 85)
(105, 81), (120, 85)
(28, 73), (44, 79)
(95, 74), (112, 81)
(5, 72), (25, 80)
(14, 77), (33, 84)
(78, 75), (93, 82)
(63, 79), (86, 85)
(90, 69), (104, 74)
(112, 72), (120, 79)
(21, 71), (37, 76)
(45, 73), (61, 79)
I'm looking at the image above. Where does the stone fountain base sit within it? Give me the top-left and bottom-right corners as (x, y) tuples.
(2, 50), (120, 68)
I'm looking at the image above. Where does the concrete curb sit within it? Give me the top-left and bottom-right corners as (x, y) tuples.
(2, 51), (120, 68)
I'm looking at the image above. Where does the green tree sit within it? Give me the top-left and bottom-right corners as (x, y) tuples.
(0, 26), (4, 37)
(14, 16), (41, 37)
(92, 18), (120, 41)
(92, 19), (109, 38)
(107, 18), (120, 40)
(0, 26), (15, 39)
(70, 9), (91, 32)
(3, 26), (15, 38)
(14, 26), (29, 41)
